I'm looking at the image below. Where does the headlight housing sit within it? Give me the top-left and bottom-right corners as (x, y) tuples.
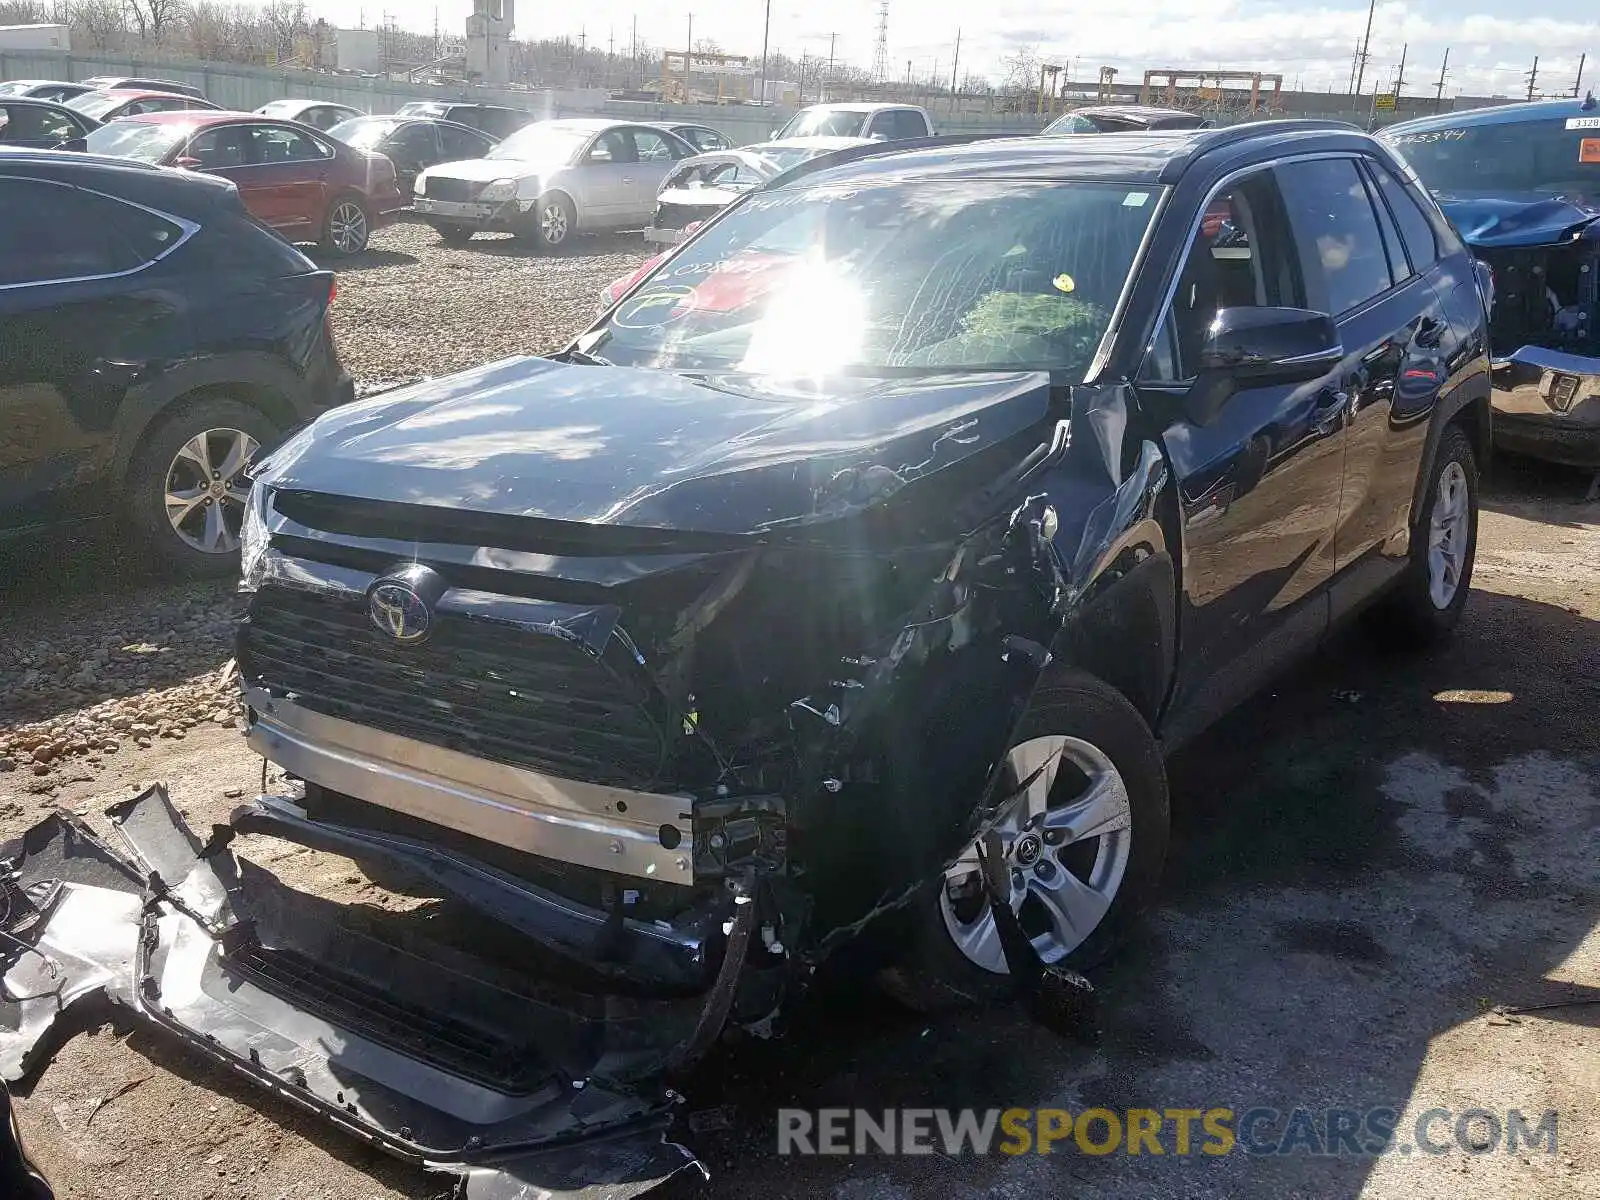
(477, 177), (518, 203)
(238, 482), (270, 594)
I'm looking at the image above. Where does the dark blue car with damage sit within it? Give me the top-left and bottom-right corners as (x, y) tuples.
(1386, 97), (1600, 472)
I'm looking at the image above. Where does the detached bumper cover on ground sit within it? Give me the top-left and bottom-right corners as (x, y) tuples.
(0, 787), (708, 1200)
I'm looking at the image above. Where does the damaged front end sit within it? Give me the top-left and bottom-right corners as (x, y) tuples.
(1450, 198), (1600, 468)
(2, 361), (1168, 1194)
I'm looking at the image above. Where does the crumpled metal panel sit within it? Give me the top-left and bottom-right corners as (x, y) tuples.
(0, 788), (709, 1200)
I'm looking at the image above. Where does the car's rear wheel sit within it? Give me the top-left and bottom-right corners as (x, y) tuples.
(520, 193), (574, 251)
(880, 670), (1169, 1012)
(1366, 423), (1479, 645)
(431, 222), (474, 245)
(125, 397), (279, 579)
(321, 194), (370, 255)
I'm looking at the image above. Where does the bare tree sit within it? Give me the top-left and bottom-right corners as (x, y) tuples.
(126, 0), (181, 44)
(691, 36), (720, 56)
(261, 0), (306, 62)
(999, 44), (1041, 95)
(0, 0), (48, 24)
(69, 0), (128, 50)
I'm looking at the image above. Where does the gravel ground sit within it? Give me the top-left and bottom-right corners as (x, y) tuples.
(328, 218), (649, 394)
(1, 230), (1597, 1199)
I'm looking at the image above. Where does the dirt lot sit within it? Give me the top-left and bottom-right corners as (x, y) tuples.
(1, 221), (1598, 1199)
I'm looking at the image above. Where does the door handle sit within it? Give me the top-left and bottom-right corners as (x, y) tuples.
(1312, 389), (1349, 435)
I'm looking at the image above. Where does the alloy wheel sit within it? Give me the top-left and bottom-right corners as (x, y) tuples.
(328, 200), (368, 254)
(1427, 460), (1470, 609)
(163, 427), (259, 555)
(541, 201), (569, 245)
(940, 735), (1134, 974)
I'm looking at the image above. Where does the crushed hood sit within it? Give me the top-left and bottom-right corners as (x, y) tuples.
(1435, 191), (1600, 249)
(255, 356), (1054, 534)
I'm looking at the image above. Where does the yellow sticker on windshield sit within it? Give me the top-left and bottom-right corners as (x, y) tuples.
(1580, 138), (1600, 163)
(1053, 273), (1076, 294)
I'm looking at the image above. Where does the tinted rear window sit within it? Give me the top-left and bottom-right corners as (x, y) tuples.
(1386, 118), (1600, 199)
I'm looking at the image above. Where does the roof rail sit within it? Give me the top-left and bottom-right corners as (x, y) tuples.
(1193, 118), (1364, 148)
(763, 131), (1023, 190)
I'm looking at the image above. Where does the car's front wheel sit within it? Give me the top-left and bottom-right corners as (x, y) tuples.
(125, 397), (279, 578)
(520, 193), (574, 251)
(882, 670), (1170, 1012)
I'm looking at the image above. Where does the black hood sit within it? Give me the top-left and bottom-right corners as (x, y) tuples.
(255, 356), (1055, 535)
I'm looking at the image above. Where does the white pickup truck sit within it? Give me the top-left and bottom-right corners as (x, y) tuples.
(771, 101), (935, 142)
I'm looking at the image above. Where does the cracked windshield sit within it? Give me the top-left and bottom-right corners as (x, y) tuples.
(589, 180), (1159, 377)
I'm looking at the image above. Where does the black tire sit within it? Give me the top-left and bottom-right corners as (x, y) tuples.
(124, 397), (280, 579)
(1365, 424), (1479, 646)
(320, 192), (371, 256)
(432, 222), (474, 246)
(880, 669), (1170, 1013)
(517, 192), (575, 251)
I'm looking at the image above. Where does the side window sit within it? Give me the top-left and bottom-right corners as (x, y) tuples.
(1359, 164), (1411, 284)
(696, 129), (730, 151)
(1275, 157), (1397, 316)
(588, 130), (632, 163)
(185, 125), (250, 169)
(875, 110), (928, 139)
(1, 104), (77, 142)
(0, 179), (182, 284)
(439, 123), (489, 158)
(1143, 170), (1304, 383)
(631, 129), (677, 162)
(388, 122), (439, 161)
(1368, 159), (1439, 271)
(249, 124), (332, 163)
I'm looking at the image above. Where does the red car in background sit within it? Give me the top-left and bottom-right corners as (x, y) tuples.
(85, 112), (404, 254)
(65, 87), (219, 123)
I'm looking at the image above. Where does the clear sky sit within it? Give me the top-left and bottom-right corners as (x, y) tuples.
(317, 0), (1597, 99)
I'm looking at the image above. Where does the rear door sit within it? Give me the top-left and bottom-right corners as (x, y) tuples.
(382, 121), (441, 196)
(243, 123), (336, 237)
(1274, 155), (1449, 613)
(0, 176), (191, 531)
(1137, 165), (1348, 738)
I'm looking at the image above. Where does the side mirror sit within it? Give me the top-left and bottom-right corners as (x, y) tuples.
(174, 155), (203, 170)
(1187, 306), (1342, 425)
(57, 136), (88, 152)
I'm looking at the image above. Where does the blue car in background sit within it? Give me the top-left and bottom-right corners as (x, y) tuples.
(1386, 98), (1600, 473)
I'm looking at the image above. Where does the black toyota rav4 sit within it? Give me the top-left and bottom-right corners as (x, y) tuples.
(1, 123), (1490, 1196)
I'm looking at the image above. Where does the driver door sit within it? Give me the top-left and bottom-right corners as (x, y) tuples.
(1137, 168), (1348, 742)
(576, 129), (637, 227)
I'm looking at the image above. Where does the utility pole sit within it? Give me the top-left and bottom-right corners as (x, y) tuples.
(1575, 52), (1587, 97)
(1434, 46), (1449, 110)
(1393, 42), (1407, 99)
(1348, 40), (1361, 94)
(1353, 0), (1377, 95)
(1526, 55), (1539, 101)
(758, 0), (771, 108)
(906, 58), (912, 93)
(825, 33), (835, 101)
(950, 27), (961, 107)
(630, 15), (638, 88)
(683, 13), (692, 103)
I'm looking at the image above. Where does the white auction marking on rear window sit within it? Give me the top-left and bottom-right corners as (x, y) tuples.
(1123, 191), (1150, 207)
(1566, 116), (1600, 130)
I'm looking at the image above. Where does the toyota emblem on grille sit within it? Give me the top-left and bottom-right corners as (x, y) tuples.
(368, 565), (444, 643)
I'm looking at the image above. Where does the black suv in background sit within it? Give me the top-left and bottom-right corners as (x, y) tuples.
(393, 100), (532, 139)
(0, 149), (354, 575)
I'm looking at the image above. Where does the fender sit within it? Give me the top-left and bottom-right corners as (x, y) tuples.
(107, 351), (314, 491)
(1409, 360), (1492, 529)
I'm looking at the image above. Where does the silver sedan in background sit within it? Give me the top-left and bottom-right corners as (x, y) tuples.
(411, 117), (697, 249)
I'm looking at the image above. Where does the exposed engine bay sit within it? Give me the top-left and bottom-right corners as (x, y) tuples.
(1476, 239), (1600, 357)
